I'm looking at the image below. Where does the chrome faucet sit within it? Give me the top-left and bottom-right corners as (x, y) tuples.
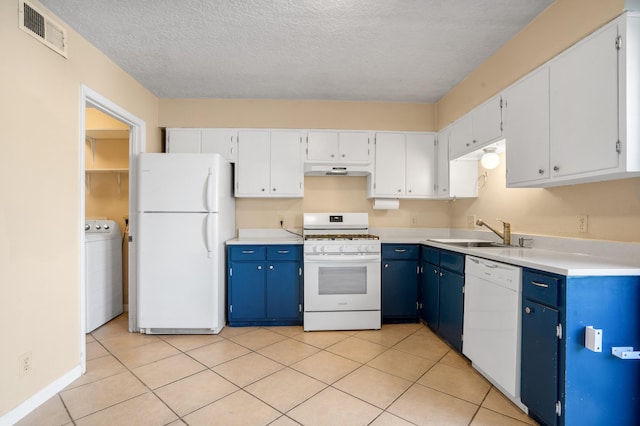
(476, 219), (511, 245)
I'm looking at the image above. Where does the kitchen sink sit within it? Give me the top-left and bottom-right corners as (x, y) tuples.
(426, 238), (512, 248)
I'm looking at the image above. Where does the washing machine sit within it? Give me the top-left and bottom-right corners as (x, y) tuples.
(85, 219), (123, 333)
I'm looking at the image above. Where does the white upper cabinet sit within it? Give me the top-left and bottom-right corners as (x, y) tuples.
(235, 130), (303, 198)
(306, 131), (370, 163)
(166, 128), (236, 162)
(449, 95), (503, 160)
(504, 66), (550, 186)
(369, 132), (435, 198)
(505, 13), (640, 188)
(435, 128), (450, 198)
(435, 126), (478, 199)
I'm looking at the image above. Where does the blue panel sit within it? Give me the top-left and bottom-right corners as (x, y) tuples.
(382, 244), (420, 260)
(382, 259), (419, 321)
(440, 250), (464, 274)
(267, 260), (301, 321)
(228, 260), (266, 321)
(266, 245), (302, 261)
(438, 270), (464, 351)
(523, 268), (562, 307)
(229, 245), (266, 261)
(421, 246), (440, 265)
(422, 262), (440, 330)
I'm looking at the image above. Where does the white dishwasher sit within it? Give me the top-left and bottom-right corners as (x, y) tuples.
(463, 256), (524, 409)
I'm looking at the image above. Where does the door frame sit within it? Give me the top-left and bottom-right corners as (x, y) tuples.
(79, 85), (146, 372)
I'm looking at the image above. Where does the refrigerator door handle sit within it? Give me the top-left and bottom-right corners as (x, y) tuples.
(206, 169), (214, 211)
(205, 213), (214, 258)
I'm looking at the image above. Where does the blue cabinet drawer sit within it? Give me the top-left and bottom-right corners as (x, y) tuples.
(523, 269), (561, 307)
(382, 244), (419, 260)
(266, 245), (301, 260)
(422, 246), (440, 265)
(229, 245), (266, 260)
(440, 250), (464, 274)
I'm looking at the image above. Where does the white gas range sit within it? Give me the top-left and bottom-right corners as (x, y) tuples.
(302, 212), (381, 331)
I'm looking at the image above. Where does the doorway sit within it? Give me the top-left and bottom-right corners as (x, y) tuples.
(80, 85), (146, 372)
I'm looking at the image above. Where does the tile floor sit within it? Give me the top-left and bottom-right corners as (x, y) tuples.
(18, 315), (538, 425)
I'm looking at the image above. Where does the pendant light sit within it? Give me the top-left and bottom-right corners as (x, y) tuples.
(480, 147), (500, 170)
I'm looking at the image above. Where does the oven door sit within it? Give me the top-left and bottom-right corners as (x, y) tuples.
(304, 253), (381, 312)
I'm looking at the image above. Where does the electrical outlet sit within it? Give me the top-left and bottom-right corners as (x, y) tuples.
(278, 215), (284, 228)
(19, 352), (32, 377)
(578, 214), (588, 233)
(467, 215), (477, 227)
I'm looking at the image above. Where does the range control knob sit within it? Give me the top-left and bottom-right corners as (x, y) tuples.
(104, 224), (110, 230)
(95, 224), (102, 230)
(85, 224), (90, 231)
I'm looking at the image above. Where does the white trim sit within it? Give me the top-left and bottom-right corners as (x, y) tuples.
(0, 366), (81, 426)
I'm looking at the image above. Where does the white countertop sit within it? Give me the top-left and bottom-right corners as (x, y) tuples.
(226, 228), (303, 245)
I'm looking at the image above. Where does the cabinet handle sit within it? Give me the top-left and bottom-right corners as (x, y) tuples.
(257, 265), (262, 270)
(553, 166), (560, 172)
(398, 189), (402, 192)
(341, 154), (345, 158)
(531, 281), (549, 288)
(242, 250), (254, 254)
(384, 264), (389, 268)
(261, 188), (265, 192)
(440, 272), (443, 277)
(269, 265), (274, 270)
(525, 306), (532, 314)
(538, 169), (544, 175)
(331, 154), (335, 158)
(277, 250), (290, 254)
(472, 139), (477, 144)
(273, 188), (276, 191)
(394, 249), (407, 253)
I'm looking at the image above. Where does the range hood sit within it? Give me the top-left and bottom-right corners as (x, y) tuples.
(304, 163), (371, 176)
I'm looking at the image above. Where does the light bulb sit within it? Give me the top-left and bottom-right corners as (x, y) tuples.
(480, 148), (500, 170)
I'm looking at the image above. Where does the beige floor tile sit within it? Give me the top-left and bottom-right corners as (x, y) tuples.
(418, 363), (491, 404)
(287, 387), (382, 426)
(218, 325), (259, 338)
(60, 371), (148, 419)
(132, 353), (206, 389)
(352, 327), (412, 347)
(187, 339), (251, 367)
(161, 333), (224, 352)
(292, 330), (350, 348)
(155, 369), (238, 416)
(471, 407), (535, 426)
(290, 350), (361, 384)
(392, 333), (450, 361)
(482, 388), (537, 425)
(114, 340), (181, 369)
(99, 332), (159, 354)
(86, 334), (96, 343)
(333, 365), (412, 409)
(65, 355), (127, 390)
(268, 415), (301, 426)
(266, 325), (304, 338)
(90, 316), (130, 341)
(166, 420), (187, 426)
(183, 390), (281, 426)
(229, 328), (288, 350)
(439, 349), (474, 371)
(326, 336), (388, 363)
(257, 337), (320, 365)
(74, 392), (177, 426)
(367, 348), (436, 381)
(387, 384), (478, 426)
(245, 367), (326, 412)
(369, 411), (416, 426)
(213, 352), (284, 387)
(16, 395), (71, 426)
(85, 341), (109, 361)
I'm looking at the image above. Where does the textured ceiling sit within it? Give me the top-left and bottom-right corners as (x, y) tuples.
(39, 0), (554, 102)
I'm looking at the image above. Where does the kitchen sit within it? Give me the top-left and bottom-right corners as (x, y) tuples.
(3, 0), (640, 425)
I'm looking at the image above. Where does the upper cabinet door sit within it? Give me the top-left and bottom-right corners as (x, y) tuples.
(201, 129), (237, 162)
(338, 132), (370, 163)
(166, 129), (202, 153)
(448, 114), (473, 160)
(236, 131), (270, 196)
(270, 131), (303, 197)
(473, 95), (503, 145)
(406, 133), (435, 197)
(373, 132), (406, 196)
(549, 23), (619, 178)
(306, 131), (339, 161)
(435, 128), (450, 197)
(504, 66), (550, 185)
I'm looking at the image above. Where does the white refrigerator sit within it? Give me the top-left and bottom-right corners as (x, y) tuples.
(137, 153), (235, 334)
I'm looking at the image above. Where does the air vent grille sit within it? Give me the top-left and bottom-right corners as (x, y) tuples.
(19, 0), (67, 58)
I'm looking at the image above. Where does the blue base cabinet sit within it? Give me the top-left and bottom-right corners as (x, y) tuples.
(521, 268), (640, 425)
(420, 246), (465, 352)
(227, 245), (302, 326)
(381, 244), (420, 323)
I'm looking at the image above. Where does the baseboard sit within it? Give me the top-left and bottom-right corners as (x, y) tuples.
(0, 365), (81, 426)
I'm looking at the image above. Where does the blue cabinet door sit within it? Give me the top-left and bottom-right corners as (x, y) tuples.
(438, 270), (464, 352)
(229, 261), (266, 321)
(421, 262), (440, 329)
(382, 260), (419, 321)
(267, 261), (301, 321)
(521, 298), (559, 426)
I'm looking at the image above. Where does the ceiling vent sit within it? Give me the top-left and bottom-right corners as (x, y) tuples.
(18, 0), (67, 58)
